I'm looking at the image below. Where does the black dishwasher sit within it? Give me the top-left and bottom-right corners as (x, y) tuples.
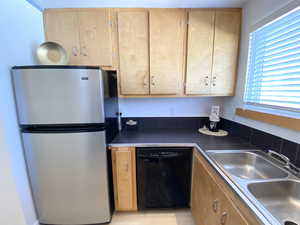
(137, 147), (192, 209)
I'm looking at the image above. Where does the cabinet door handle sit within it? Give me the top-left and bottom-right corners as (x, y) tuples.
(143, 74), (148, 87)
(205, 75), (210, 86)
(212, 199), (219, 213)
(72, 47), (78, 56)
(151, 76), (155, 86)
(220, 212), (228, 225)
(124, 163), (129, 172)
(81, 46), (88, 56)
(212, 76), (217, 86)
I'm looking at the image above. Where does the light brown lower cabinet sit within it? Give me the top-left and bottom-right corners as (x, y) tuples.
(111, 147), (137, 211)
(191, 150), (261, 225)
(110, 146), (261, 222)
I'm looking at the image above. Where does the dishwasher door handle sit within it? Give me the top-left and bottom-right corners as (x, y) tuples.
(140, 157), (159, 163)
(138, 153), (185, 159)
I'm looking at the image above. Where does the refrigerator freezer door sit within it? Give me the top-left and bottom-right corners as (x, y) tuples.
(13, 68), (105, 125)
(22, 130), (111, 224)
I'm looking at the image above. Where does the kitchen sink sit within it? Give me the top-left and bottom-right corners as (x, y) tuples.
(248, 180), (300, 225)
(209, 151), (288, 180)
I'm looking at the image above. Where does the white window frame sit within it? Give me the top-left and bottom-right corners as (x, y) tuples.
(243, 0), (300, 116)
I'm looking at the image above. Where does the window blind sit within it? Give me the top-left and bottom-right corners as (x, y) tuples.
(244, 6), (300, 111)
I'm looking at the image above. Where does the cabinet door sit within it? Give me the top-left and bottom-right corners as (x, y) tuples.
(211, 9), (241, 95)
(149, 9), (186, 95)
(218, 192), (249, 225)
(117, 10), (150, 95)
(191, 152), (218, 225)
(111, 147), (137, 211)
(44, 10), (81, 65)
(78, 9), (113, 66)
(192, 150), (249, 225)
(186, 9), (215, 95)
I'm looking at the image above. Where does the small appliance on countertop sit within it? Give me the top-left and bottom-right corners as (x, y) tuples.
(198, 105), (228, 136)
(12, 65), (119, 225)
(208, 105), (220, 132)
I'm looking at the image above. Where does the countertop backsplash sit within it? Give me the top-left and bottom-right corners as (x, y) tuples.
(118, 117), (300, 166)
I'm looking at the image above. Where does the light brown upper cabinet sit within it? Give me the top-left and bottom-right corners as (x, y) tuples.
(44, 8), (240, 97)
(117, 9), (150, 95)
(44, 10), (81, 65)
(211, 9), (241, 95)
(44, 9), (116, 69)
(186, 9), (215, 95)
(186, 9), (241, 96)
(149, 9), (186, 95)
(117, 8), (186, 96)
(77, 9), (113, 66)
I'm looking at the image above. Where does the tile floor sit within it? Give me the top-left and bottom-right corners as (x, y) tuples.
(110, 209), (195, 225)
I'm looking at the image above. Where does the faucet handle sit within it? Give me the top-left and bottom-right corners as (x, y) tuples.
(286, 163), (300, 177)
(268, 150), (300, 178)
(268, 150), (290, 165)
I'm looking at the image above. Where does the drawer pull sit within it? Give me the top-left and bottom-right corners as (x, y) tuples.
(123, 163), (129, 172)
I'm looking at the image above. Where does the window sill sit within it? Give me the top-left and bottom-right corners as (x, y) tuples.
(235, 108), (300, 132)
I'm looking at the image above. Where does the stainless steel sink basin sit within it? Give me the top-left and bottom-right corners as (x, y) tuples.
(209, 151), (288, 179)
(248, 180), (300, 225)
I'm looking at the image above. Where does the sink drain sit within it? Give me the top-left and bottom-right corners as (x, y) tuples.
(285, 221), (298, 225)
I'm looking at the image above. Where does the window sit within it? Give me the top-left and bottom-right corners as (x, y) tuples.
(244, 7), (300, 112)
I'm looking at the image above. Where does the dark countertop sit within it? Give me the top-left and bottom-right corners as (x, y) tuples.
(110, 128), (256, 150)
(110, 128), (272, 225)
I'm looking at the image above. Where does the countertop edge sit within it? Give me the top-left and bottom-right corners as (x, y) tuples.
(108, 142), (272, 225)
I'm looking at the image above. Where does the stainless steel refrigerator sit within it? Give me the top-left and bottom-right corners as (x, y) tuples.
(12, 66), (119, 225)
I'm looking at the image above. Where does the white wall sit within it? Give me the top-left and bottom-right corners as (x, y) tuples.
(0, 0), (44, 224)
(0, 132), (27, 225)
(222, 0), (300, 144)
(120, 97), (223, 117)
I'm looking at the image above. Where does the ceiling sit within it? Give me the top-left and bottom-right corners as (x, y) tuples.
(27, 0), (248, 10)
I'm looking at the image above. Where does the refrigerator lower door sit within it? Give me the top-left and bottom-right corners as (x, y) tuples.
(22, 130), (111, 225)
(12, 67), (105, 125)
